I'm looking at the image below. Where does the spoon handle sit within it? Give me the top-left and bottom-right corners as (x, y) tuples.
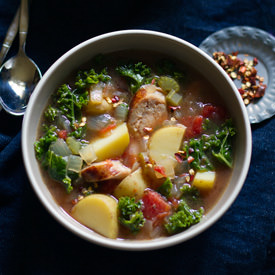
(0, 8), (20, 65)
(19, 0), (29, 53)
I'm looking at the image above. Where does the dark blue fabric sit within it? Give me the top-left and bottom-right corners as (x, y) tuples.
(0, 0), (274, 274)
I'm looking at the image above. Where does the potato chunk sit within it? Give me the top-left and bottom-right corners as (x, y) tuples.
(114, 168), (148, 200)
(90, 123), (130, 161)
(71, 194), (118, 239)
(149, 125), (186, 178)
(192, 171), (216, 192)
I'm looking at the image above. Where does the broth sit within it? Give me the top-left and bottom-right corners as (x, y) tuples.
(36, 50), (235, 240)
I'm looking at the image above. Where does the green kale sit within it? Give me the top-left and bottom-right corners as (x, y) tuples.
(42, 150), (73, 193)
(75, 68), (111, 90)
(118, 196), (145, 234)
(115, 62), (152, 93)
(34, 125), (58, 161)
(183, 119), (236, 170)
(44, 105), (59, 122)
(158, 178), (173, 198)
(165, 200), (204, 235)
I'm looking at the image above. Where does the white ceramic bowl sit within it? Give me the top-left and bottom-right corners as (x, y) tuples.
(22, 30), (252, 250)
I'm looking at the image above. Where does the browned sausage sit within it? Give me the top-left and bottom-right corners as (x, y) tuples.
(81, 159), (131, 182)
(127, 84), (168, 137)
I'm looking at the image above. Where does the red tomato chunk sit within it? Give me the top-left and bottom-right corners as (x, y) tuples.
(142, 189), (171, 220)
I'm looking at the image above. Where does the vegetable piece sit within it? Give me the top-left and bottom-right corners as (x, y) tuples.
(158, 178), (173, 198)
(142, 189), (171, 220)
(183, 119), (236, 170)
(115, 62), (152, 93)
(156, 59), (185, 81)
(114, 102), (129, 121)
(192, 171), (216, 192)
(165, 200), (204, 234)
(49, 138), (72, 157)
(158, 76), (180, 93)
(42, 150), (73, 193)
(53, 84), (88, 132)
(166, 89), (183, 106)
(118, 196), (145, 233)
(79, 144), (97, 165)
(90, 122), (130, 161)
(89, 88), (103, 105)
(34, 125), (58, 161)
(71, 194), (118, 239)
(86, 114), (114, 132)
(66, 136), (82, 155)
(85, 98), (112, 115)
(114, 168), (148, 200)
(67, 155), (83, 173)
(149, 125), (186, 178)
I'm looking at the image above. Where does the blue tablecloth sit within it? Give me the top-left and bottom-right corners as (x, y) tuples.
(0, 0), (274, 274)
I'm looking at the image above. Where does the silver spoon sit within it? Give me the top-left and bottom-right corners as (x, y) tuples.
(0, 0), (41, 116)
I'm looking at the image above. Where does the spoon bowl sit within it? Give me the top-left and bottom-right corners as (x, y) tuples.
(0, 51), (41, 115)
(0, 0), (41, 115)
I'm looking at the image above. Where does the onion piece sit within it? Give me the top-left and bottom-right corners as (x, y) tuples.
(87, 114), (114, 132)
(114, 102), (129, 121)
(66, 136), (82, 155)
(49, 138), (72, 157)
(67, 155), (83, 173)
(79, 144), (97, 165)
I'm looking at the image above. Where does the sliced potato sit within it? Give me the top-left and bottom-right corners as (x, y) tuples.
(192, 171), (216, 192)
(71, 194), (118, 239)
(149, 125), (186, 178)
(114, 168), (148, 200)
(90, 123), (130, 161)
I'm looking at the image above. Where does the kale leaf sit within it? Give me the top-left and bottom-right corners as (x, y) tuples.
(158, 178), (173, 198)
(42, 150), (73, 193)
(118, 196), (145, 233)
(116, 62), (152, 93)
(156, 59), (185, 81)
(165, 200), (204, 235)
(34, 125), (58, 161)
(183, 119), (236, 170)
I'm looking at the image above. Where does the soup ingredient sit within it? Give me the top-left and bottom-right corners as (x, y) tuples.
(149, 125), (186, 178)
(157, 177), (173, 198)
(79, 144), (97, 165)
(192, 171), (216, 192)
(42, 150), (73, 193)
(128, 85), (168, 137)
(90, 122), (130, 161)
(118, 196), (145, 233)
(158, 76), (180, 93)
(116, 62), (152, 93)
(165, 200), (204, 234)
(34, 125), (58, 161)
(114, 102), (129, 122)
(141, 189), (171, 220)
(183, 119), (236, 171)
(72, 194), (118, 239)
(166, 89), (183, 106)
(66, 136), (82, 155)
(213, 51), (266, 105)
(114, 168), (148, 200)
(81, 160), (131, 182)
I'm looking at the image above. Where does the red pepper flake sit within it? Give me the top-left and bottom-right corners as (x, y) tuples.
(213, 51), (266, 105)
(175, 152), (184, 163)
(154, 165), (167, 177)
(169, 105), (181, 112)
(151, 78), (156, 85)
(111, 95), (120, 103)
(187, 156), (194, 163)
(72, 198), (78, 205)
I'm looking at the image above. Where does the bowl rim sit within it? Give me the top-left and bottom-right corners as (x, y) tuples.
(22, 29), (252, 251)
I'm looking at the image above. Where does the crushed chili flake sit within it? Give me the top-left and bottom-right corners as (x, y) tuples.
(111, 95), (120, 103)
(213, 51), (266, 105)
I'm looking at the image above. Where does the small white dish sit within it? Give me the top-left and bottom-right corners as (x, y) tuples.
(199, 26), (275, 124)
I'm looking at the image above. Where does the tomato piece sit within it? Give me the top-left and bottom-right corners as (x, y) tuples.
(192, 115), (203, 135)
(202, 104), (216, 118)
(58, 130), (68, 140)
(142, 189), (171, 220)
(202, 104), (227, 121)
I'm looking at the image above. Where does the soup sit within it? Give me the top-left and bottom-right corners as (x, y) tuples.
(35, 51), (236, 240)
